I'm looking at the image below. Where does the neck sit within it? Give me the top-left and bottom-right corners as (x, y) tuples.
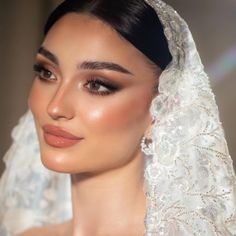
(70, 152), (146, 236)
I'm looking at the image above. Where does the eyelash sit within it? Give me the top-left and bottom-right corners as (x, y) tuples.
(33, 63), (56, 81)
(33, 63), (121, 96)
(84, 78), (120, 96)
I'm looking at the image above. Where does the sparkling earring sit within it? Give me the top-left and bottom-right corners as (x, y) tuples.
(141, 126), (154, 156)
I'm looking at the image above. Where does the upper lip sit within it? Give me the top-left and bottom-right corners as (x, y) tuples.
(42, 124), (83, 140)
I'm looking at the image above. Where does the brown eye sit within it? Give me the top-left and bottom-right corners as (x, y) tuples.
(33, 63), (56, 81)
(84, 78), (120, 96)
(86, 80), (109, 92)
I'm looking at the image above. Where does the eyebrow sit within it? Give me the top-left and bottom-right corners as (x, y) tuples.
(79, 61), (133, 75)
(37, 46), (133, 75)
(38, 47), (59, 65)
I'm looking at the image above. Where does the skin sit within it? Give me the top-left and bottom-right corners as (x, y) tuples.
(26, 13), (160, 236)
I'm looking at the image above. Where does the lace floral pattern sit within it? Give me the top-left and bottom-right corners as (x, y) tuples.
(143, 0), (236, 235)
(0, 111), (72, 235)
(0, 0), (236, 235)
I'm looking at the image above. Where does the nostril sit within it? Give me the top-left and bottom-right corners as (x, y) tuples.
(47, 97), (74, 121)
(46, 83), (75, 120)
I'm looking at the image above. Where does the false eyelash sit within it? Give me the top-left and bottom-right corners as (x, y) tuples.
(33, 63), (121, 96)
(84, 78), (121, 96)
(33, 63), (56, 81)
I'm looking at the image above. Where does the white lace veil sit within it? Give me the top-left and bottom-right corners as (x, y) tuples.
(142, 0), (236, 235)
(0, 110), (72, 236)
(0, 0), (236, 235)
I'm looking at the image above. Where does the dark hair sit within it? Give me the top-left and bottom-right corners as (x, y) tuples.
(44, 0), (172, 71)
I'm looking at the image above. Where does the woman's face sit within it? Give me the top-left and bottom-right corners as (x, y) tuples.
(28, 13), (159, 174)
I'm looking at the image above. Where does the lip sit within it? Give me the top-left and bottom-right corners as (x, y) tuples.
(42, 124), (83, 148)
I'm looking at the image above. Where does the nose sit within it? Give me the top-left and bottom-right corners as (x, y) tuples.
(47, 84), (75, 121)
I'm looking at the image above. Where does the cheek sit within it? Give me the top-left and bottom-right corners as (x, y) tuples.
(28, 81), (45, 116)
(79, 89), (152, 136)
(28, 80), (57, 122)
(73, 89), (153, 172)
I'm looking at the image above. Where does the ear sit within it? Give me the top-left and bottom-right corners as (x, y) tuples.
(144, 113), (155, 137)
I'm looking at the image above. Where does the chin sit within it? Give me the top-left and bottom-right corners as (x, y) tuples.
(39, 149), (79, 174)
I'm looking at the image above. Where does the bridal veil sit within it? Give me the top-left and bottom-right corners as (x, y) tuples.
(0, 0), (236, 235)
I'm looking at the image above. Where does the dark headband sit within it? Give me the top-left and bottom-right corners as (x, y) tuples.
(117, 3), (172, 70)
(44, 0), (172, 70)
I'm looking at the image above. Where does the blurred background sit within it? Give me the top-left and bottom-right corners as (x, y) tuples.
(0, 0), (236, 175)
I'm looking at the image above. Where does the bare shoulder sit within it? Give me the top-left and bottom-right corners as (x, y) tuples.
(17, 220), (72, 236)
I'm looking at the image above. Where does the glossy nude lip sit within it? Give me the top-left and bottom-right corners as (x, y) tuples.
(42, 124), (83, 148)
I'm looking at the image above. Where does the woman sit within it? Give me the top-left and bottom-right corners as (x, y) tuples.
(0, 0), (236, 235)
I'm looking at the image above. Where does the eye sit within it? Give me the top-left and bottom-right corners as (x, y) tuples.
(33, 63), (56, 81)
(84, 78), (120, 96)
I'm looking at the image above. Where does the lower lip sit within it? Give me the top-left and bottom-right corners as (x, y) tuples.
(43, 132), (82, 148)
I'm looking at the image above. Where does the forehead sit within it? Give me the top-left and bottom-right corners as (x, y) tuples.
(44, 14), (138, 59)
(42, 13), (154, 76)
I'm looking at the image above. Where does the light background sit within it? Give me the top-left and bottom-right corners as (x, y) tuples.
(0, 0), (236, 175)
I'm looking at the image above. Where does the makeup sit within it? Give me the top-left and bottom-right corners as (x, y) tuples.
(33, 63), (56, 81)
(43, 125), (83, 148)
(84, 78), (121, 96)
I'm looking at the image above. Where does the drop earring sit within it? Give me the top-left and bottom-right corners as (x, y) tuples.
(141, 121), (155, 156)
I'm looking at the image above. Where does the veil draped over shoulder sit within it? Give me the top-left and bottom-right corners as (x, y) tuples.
(0, 111), (72, 235)
(0, 0), (236, 235)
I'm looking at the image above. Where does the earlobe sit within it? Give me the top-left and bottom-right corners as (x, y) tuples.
(144, 123), (152, 139)
(149, 113), (156, 126)
(144, 114), (155, 138)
